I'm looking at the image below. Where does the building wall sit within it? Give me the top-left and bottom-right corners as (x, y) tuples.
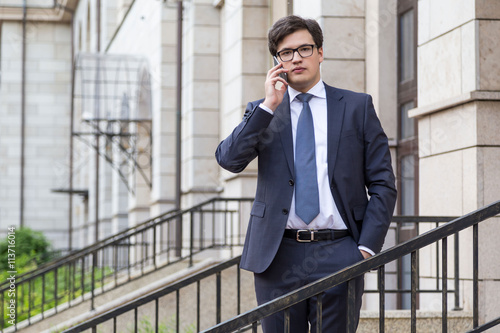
(411, 0), (500, 322)
(0, 20), (72, 250)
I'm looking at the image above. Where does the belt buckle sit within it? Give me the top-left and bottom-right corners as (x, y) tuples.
(296, 229), (314, 242)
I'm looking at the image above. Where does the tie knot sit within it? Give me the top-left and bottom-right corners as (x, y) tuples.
(296, 93), (313, 103)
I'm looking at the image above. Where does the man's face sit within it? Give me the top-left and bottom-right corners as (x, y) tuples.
(276, 29), (324, 93)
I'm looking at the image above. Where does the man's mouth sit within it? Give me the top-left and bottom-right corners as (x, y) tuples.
(292, 67), (306, 73)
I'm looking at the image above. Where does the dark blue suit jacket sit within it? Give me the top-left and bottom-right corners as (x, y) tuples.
(216, 83), (397, 273)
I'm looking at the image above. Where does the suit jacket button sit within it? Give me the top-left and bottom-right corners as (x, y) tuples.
(289, 179), (294, 186)
(282, 209), (289, 215)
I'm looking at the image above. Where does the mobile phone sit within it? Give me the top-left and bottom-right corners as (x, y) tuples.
(273, 56), (288, 82)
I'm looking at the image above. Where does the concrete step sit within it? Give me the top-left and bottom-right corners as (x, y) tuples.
(359, 310), (473, 333)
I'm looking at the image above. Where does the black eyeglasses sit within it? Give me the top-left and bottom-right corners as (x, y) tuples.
(276, 44), (317, 62)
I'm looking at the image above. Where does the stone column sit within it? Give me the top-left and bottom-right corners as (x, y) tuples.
(410, 0), (500, 324)
(180, 0), (221, 208)
(150, 3), (178, 217)
(217, 0), (269, 199)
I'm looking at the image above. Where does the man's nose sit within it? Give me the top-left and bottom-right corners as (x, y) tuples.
(291, 50), (303, 62)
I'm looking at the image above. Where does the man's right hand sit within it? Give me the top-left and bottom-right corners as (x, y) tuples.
(262, 62), (288, 111)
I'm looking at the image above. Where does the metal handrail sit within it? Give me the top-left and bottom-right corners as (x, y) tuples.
(0, 207), (179, 289)
(0, 197), (254, 332)
(203, 200), (500, 333)
(61, 256), (243, 333)
(51, 201), (500, 333)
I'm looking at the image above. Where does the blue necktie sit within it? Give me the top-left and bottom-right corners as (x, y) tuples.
(295, 93), (320, 224)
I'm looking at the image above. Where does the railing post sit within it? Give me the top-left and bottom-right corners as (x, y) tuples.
(473, 224), (479, 328)
(316, 292), (323, 332)
(91, 251), (96, 310)
(453, 232), (461, 310)
(216, 271), (222, 324)
(442, 237), (448, 333)
(347, 279), (356, 333)
(411, 251), (417, 333)
(378, 266), (385, 333)
(190, 211), (194, 267)
(284, 308), (290, 333)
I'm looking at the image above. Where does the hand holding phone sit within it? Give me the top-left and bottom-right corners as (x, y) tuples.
(273, 56), (288, 82)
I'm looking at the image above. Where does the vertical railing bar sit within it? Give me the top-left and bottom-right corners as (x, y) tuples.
(453, 232), (461, 310)
(316, 292), (323, 333)
(216, 271), (222, 324)
(442, 237), (448, 333)
(42, 272), (46, 318)
(127, 238), (131, 281)
(54, 267), (58, 313)
(64, 263), (69, 309)
(1, 290), (5, 331)
(155, 298), (159, 333)
(134, 307), (138, 333)
(378, 265), (385, 333)
(114, 244), (118, 287)
(113, 316), (117, 333)
(197, 280), (201, 332)
(101, 248), (105, 293)
(436, 222), (440, 291)
(27, 277), (31, 324)
(70, 261), (75, 305)
(252, 321), (258, 333)
(229, 204), (234, 248)
(190, 211), (194, 267)
(80, 256), (85, 302)
(14, 286), (18, 331)
(200, 209), (204, 250)
(212, 201), (216, 246)
(473, 223), (479, 328)
(91, 252), (96, 310)
(411, 251), (417, 333)
(153, 225), (157, 269)
(141, 231), (145, 275)
(176, 289), (180, 333)
(284, 307), (290, 333)
(347, 279), (356, 333)
(237, 266), (241, 315)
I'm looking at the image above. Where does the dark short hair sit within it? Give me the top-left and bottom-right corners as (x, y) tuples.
(268, 15), (323, 56)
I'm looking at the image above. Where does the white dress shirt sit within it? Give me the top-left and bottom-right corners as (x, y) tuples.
(259, 81), (374, 255)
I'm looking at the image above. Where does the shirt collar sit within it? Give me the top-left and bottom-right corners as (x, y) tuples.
(288, 81), (326, 103)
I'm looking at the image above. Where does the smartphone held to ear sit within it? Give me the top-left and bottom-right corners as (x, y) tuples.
(273, 56), (288, 82)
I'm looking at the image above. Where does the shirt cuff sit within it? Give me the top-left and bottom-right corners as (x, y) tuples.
(259, 103), (274, 114)
(358, 245), (375, 257)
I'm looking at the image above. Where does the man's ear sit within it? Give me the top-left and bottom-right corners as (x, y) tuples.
(318, 47), (324, 63)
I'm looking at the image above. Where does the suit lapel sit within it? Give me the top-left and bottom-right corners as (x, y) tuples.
(275, 92), (294, 177)
(326, 84), (346, 182)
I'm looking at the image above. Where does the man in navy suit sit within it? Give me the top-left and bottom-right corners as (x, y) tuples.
(216, 15), (397, 332)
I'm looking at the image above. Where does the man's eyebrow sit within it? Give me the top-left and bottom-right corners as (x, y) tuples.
(277, 44), (311, 52)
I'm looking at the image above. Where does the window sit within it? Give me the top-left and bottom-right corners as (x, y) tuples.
(397, 0), (418, 310)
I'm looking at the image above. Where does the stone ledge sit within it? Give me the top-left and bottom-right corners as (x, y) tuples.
(409, 91), (500, 119)
(359, 310), (473, 333)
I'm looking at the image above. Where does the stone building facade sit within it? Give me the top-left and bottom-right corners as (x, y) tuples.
(0, 0), (499, 325)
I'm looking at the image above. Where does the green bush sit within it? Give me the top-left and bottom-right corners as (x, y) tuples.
(0, 227), (53, 273)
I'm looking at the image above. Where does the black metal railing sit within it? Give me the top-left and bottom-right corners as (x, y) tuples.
(52, 201), (500, 333)
(61, 256), (247, 333)
(202, 200), (500, 333)
(0, 197), (254, 332)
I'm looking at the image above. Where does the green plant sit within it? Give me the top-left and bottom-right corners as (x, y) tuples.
(0, 227), (52, 273)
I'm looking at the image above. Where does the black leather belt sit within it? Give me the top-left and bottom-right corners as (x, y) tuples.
(283, 229), (349, 242)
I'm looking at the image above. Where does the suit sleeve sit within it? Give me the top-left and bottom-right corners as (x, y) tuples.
(215, 102), (274, 173)
(358, 95), (397, 254)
